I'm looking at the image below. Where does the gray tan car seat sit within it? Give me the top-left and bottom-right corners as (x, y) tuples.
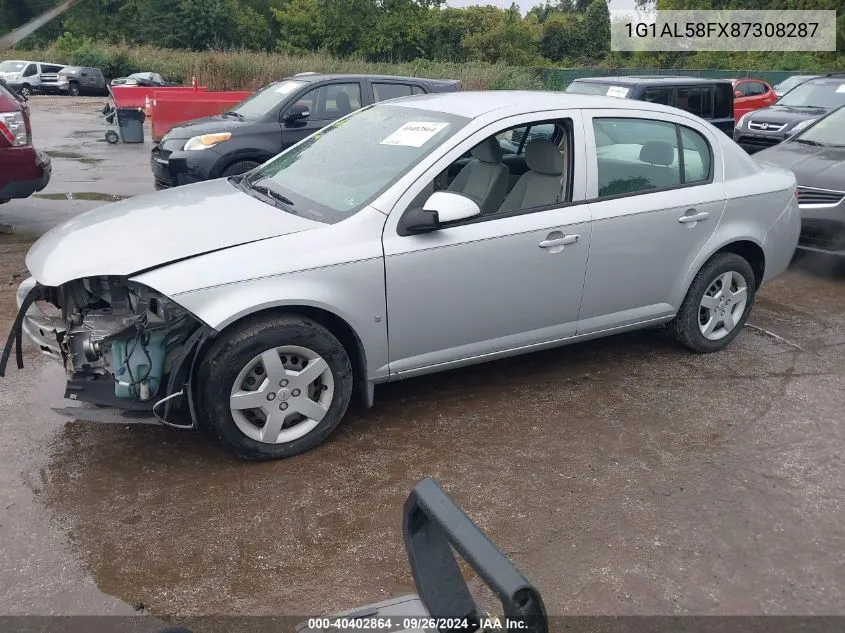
(447, 137), (510, 215)
(498, 139), (565, 212)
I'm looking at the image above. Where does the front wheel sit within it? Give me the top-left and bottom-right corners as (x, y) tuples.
(105, 130), (119, 144)
(196, 314), (354, 461)
(668, 252), (757, 353)
(18, 84), (31, 97)
(221, 160), (260, 178)
(68, 83), (80, 96)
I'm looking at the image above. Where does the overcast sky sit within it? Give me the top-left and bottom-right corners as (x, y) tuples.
(446, 0), (638, 11)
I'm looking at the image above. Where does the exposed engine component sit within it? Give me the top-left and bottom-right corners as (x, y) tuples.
(52, 277), (199, 404)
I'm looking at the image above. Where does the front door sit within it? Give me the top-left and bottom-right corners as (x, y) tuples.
(280, 81), (364, 150)
(578, 112), (727, 334)
(382, 112), (592, 376)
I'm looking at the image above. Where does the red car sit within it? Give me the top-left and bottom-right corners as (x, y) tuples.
(731, 78), (778, 121)
(0, 79), (51, 204)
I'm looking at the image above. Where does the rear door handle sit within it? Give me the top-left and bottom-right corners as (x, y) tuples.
(539, 234), (579, 249)
(678, 210), (710, 224)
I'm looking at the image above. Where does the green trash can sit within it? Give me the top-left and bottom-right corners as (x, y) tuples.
(117, 107), (145, 143)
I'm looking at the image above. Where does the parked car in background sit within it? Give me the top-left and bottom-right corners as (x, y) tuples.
(772, 74), (819, 99)
(0, 79), (51, 204)
(565, 76), (735, 135)
(150, 73), (463, 189)
(734, 74), (845, 153)
(7, 92), (798, 460)
(111, 72), (180, 87)
(731, 78), (777, 120)
(754, 105), (845, 257)
(57, 66), (108, 96)
(0, 60), (66, 96)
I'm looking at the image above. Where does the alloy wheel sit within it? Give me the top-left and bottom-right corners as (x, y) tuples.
(698, 270), (748, 341)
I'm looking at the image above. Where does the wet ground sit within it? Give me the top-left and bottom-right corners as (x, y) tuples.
(1, 97), (844, 620)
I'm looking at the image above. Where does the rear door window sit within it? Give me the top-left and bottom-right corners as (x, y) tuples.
(714, 84), (733, 118)
(373, 83), (416, 102)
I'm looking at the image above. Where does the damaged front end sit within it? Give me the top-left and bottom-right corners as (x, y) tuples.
(1, 276), (212, 426)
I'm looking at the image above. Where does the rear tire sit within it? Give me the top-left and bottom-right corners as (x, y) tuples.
(221, 160), (260, 177)
(197, 314), (354, 461)
(105, 130), (119, 144)
(668, 252), (757, 353)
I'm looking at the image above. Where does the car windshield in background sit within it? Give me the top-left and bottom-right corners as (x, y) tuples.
(0, 61), (26, 72)
(566, 82), (629, 97)
(794, 106), (845, 146)
(778, 81), (845, 109)
(245, 104), (468, 222)
(231, 80), (307, 118)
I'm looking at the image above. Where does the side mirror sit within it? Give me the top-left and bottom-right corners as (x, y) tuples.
(401, 191), (481, 235)
(734, 89), (743, 98)
(284, 103), (310, 125)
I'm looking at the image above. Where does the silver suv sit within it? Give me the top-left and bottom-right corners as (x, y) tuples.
(0, 60), (66, 96)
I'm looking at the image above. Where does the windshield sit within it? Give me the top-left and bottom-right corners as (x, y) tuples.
(778, 81), (845, 108)
(244, 104), (469, 222)
(231, 80), (306, 119)
(775, 76), (810, 92)
(0, 61), (26, 73)
(566, 81), (627, 96)
(794, 106), (845, 146)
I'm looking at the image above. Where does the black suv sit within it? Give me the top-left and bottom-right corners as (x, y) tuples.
(734, 74), (845, 154)
(565, 76), (735, 135)
(151, 73), (462, 189)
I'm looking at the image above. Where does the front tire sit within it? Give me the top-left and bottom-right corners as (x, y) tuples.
(221, 160), (260, 177)
(668, 252), (757, 353)
(196, 314), (354, 461)
(18, 84), (31, 97)
(68, 83), (80, 96)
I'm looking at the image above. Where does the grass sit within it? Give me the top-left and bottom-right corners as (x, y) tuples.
(24, 44), (547, 91)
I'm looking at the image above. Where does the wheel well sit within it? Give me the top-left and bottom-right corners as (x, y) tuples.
(716, 241), (766, 287)
(206, 306), (368, 403)
(218, 156), (266, 177)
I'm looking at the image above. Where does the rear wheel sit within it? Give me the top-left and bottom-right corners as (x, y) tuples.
(668, 252), (757, 353)
(197, 314), (354, 461)
(221, 160), (260, 177)
(105, 130), (119, 144)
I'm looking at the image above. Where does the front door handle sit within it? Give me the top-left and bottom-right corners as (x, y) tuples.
(539, 234), (579, 249)
(678, 210), (710, 224)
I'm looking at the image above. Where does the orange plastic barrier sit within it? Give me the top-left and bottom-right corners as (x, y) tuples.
(110, 85), (207, 109)
(150, 90), (253, 141)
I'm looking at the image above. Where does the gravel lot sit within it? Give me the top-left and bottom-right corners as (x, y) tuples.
(1, 97), (844, 621)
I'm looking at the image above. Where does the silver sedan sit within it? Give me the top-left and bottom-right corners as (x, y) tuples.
(2, 91), (801, 460)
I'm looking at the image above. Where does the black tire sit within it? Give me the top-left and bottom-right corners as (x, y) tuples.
(196, 314), (354, 461)
(221, 160), (260, 177)
(105, 130), (119, 144)
(668, 252), (757, 353)
(68, 83), (80, 96)
(19, 84), (31, 97)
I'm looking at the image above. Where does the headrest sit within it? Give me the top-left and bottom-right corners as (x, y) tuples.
(471, 137), (503, 164)
(525, 139), (564, 175)
(639, 141), (674, 166)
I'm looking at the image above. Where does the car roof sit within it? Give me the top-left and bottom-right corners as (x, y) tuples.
(285, 73), (461, 86)
(381, 90), (690, 119)
(571, 75), (731, 86)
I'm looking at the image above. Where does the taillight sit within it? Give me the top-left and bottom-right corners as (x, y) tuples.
(0, 111), (29, 147)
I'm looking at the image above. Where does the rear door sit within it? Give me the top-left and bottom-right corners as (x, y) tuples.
(578, 111), (726, 334)
(280, 81), (363, 149)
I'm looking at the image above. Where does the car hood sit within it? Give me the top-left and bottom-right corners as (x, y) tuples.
(746, 104), (831, 125)
(754, 141), (845, 190)
(161, 115), (248, 140)
(26, 178), (321, 287)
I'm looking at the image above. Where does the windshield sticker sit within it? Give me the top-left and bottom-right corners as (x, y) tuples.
(606, 86), (630, 98)
(275, 81), (300, 95)
(837, 85), (845, 93)
(380, 122), (449, 147)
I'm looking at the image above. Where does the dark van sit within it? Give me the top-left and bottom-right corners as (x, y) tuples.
(565, 76), (735, 136)
(151, 73), (463, 190)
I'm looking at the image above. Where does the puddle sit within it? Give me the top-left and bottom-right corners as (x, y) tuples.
(47, 150), (102, 164)
(34, 192), (130, 202)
